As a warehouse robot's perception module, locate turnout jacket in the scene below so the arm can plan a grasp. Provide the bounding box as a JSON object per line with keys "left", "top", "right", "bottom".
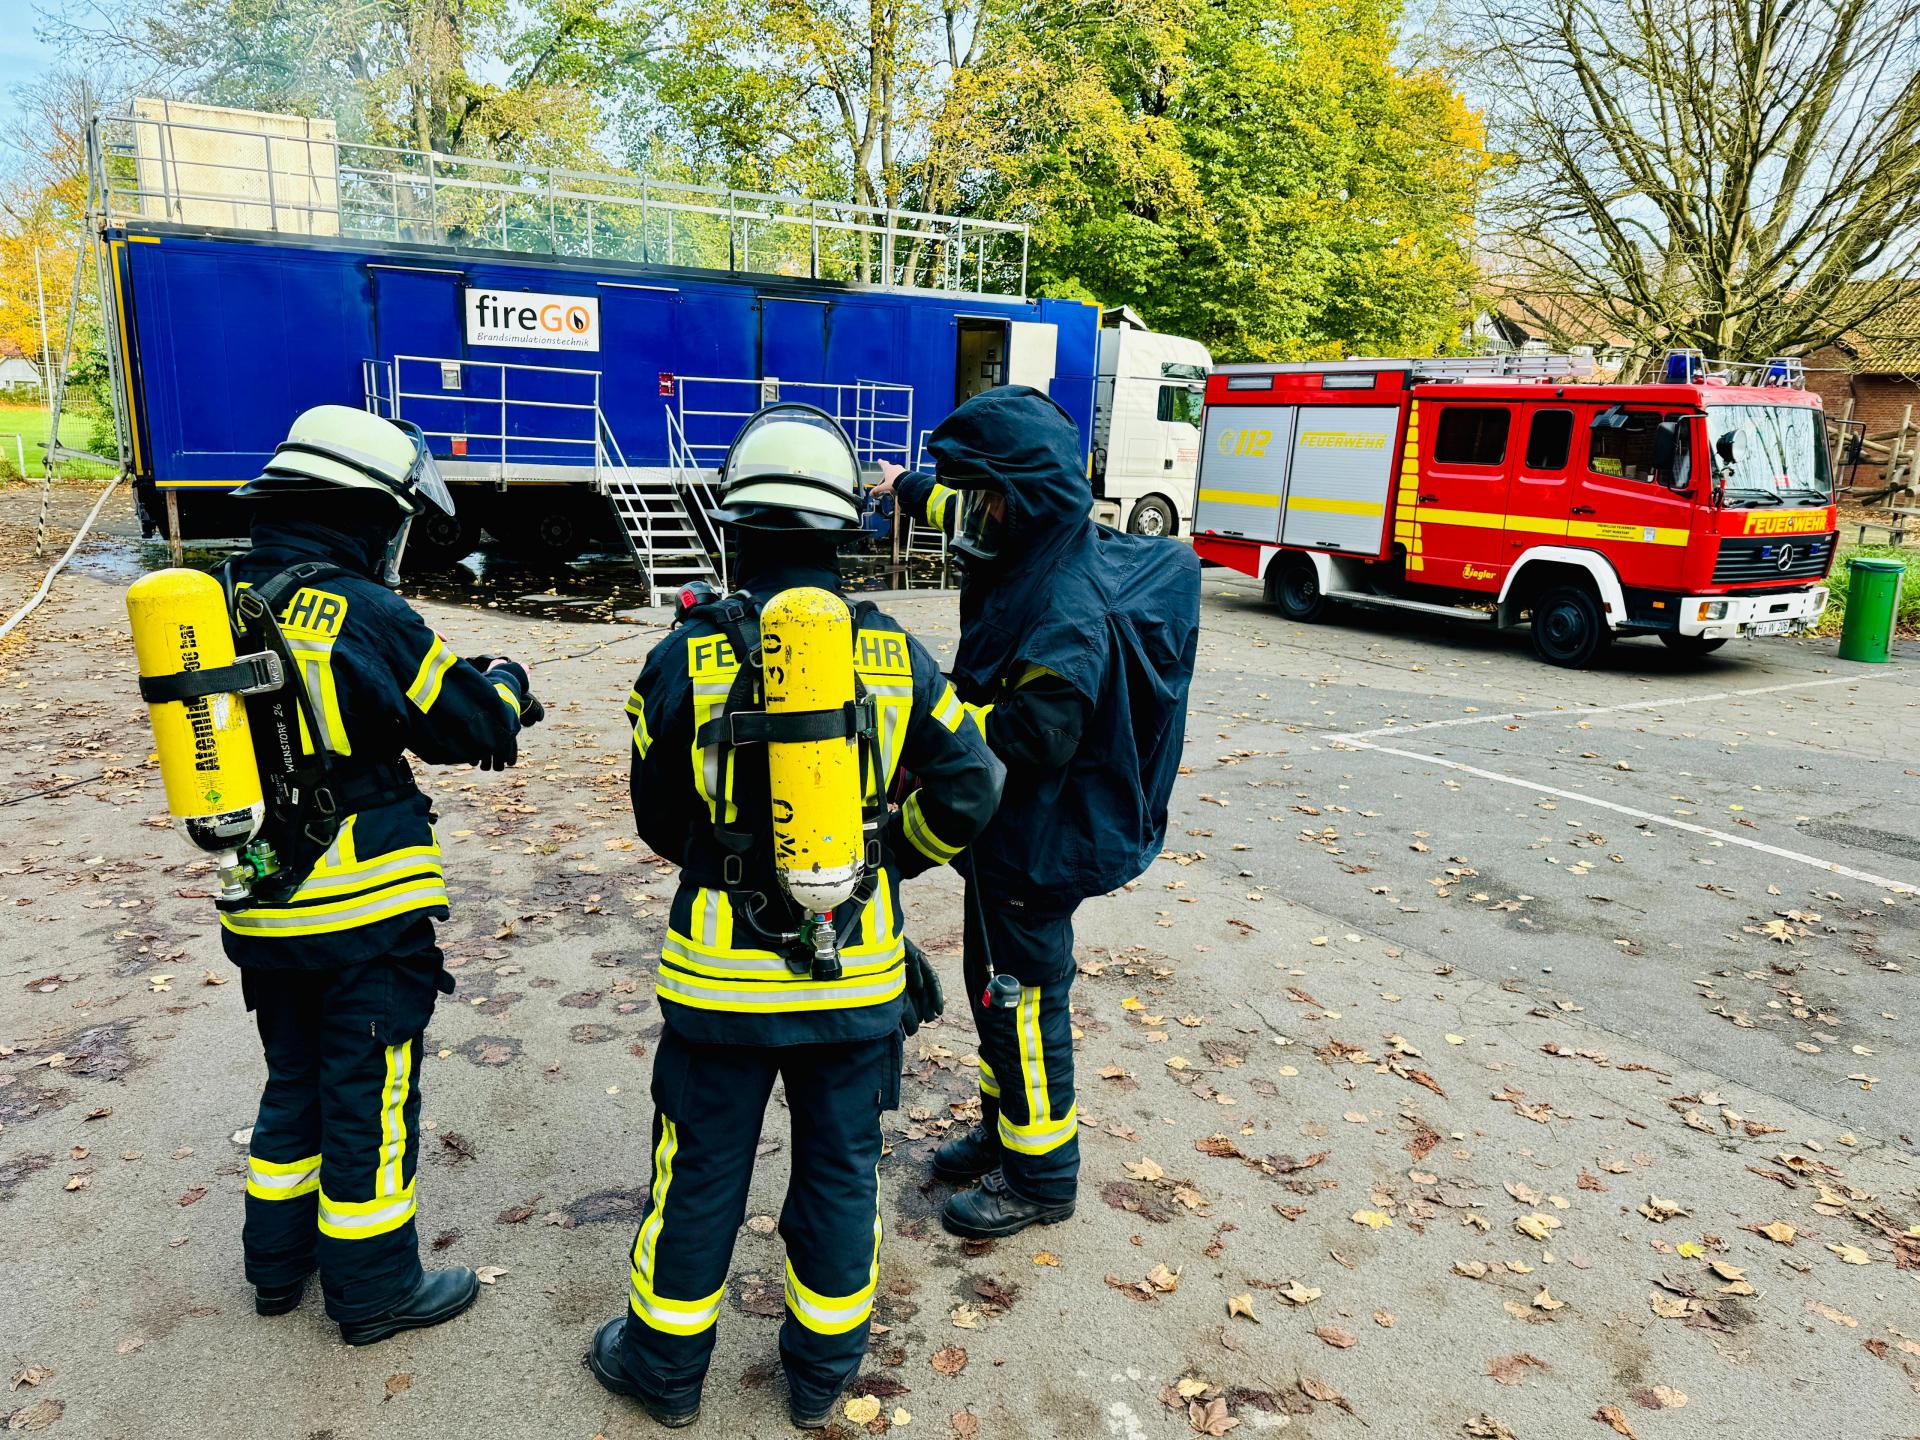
{"left": 895, "top": 386, "right": 1200, "bottom": 909}
{"left": 217, "top": 521, "right": 529, "bottom": 969}
{"left": 624, "top": 561, "right": 1004, "bottom": 1047}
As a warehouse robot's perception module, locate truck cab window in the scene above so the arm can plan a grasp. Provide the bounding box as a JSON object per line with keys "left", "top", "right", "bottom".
{"left": 1524, "top": 410, "right": 1574, "bottom": 470}
{"left": 1156, "top": 384, "right": 1204, "bottom": 427}
{"left": 1589, "top": 408, "right": 1688, "bottom": 485}
{"left": 1433, "top": 407, "right": 1511, "bottom": 466}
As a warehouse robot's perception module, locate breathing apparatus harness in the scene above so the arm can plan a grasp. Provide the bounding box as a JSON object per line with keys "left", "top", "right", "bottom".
{"left": 673, "top": 582, "right": 886, "bottom": 980}
{"left": 136, "top": 560, "right": 417, "bottom": 905}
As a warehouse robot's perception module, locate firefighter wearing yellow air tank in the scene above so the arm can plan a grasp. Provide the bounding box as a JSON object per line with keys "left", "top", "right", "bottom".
{"left": 129, "top": 405, "right": 543, "bottom": 1346}
{"left": 587, "top": 404, "right": 1004, "bottom": 1430}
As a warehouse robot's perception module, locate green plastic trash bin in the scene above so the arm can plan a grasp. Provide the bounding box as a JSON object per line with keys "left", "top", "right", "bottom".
{"left": 1838, "top": 556, "right": 1905, "bottom": 663}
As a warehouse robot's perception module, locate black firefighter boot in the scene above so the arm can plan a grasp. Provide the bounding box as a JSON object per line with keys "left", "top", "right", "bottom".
{"left": 254, "top": 1272, "right": 313, "bottom": 1316}
{"left": 585, "top": 1317, "right": 701, "bottom": 1429}
{"left": 339, "top": 1267, "right": 481, "bottom": 1347}
{"left": 940, "top": 1168, "right": 1076, "bottom": 1239}
{"left": 930, "top": 1124, "right": 999, "bottom": 1184}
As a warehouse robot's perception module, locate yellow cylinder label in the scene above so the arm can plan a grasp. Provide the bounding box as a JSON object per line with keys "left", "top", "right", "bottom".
{"left": 761, "top": 586, "right": 863, "bottom": 912}
{"left": 127, "top": 569, "right": 264, "bottom": 823}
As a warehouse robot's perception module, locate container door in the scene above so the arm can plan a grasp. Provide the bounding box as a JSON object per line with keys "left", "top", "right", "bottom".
{"left": 1410, "top": 402, "right": 1515, "bottom": 588}
{"left": 369, "top": 266, "right": 474, "bottom": 464}
{"left": 599, "top": 284, "right": 679, "bottom": 468}
{"left": 1007, "top": 321, "right": 1058, "bottom": 390}
{"left": 760, "top": 297, "right": 829, "bottom": 385}
{"left": 1194, "top": 405, "right": 1295, "bottom": 542}
{"left": 1505, "top": 405, "right": 1577, "bottom": 556}
{"left": 1279, "top": 405, "right": 1398, "bottom": 555}
{"left": 1575, "top": 405, "right": 1694, "bottom": 591}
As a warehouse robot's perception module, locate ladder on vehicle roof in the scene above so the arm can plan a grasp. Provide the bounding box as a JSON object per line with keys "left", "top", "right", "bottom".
{"left": 1403, "top": 351, "right": 1597, "bottom": 382}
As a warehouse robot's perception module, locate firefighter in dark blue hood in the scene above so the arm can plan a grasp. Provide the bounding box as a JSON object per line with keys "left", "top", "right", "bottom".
{"left": 877, "top": 385, "right": 1200, "bottom": 1236}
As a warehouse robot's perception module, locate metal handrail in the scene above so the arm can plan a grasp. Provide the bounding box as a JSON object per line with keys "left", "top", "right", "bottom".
{"left": 93, "top": 107, "right": 1028, "bottom": 297}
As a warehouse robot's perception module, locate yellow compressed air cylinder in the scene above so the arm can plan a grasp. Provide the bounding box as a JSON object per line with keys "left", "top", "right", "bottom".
{"left": 127, "top": 568, "right": 264, "bottom": 859}
{"left": 761, "top": 585, "right": 864, "bottom": 916}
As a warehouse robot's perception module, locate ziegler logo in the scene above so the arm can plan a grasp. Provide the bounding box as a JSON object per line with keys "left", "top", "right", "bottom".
{"left": 1462, "top": 564, "right": 1496, "bottom": 581}
{"left": 1742, "top": 509, "right": 1829, "bottom": 535}
{"left": 465, "top": 288, "right": 600, "bottom": 352}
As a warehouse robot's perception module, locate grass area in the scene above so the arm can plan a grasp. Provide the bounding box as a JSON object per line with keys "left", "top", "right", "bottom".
{"left": 1814, "top": 543, "right": 1920, "bottom": 637}
{"left": 0, "top": 401, "right": 117, "bottom": 481}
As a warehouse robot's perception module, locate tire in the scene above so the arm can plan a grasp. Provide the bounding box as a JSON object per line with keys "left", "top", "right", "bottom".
{"left": 401, "top": 506, "right": 481, "bottom": 571}
{"left": 487, "top": 492, "right": 602, "bottom": 566}
{"left": 1659, "top": 631, "right": 1727, "bottom": 658}
{"left": 1530, "top": 583, "right": 1611, "bottom": 667}
{"left": 1265, "top": 551, "right": 1327, "bottom": 622}
{"left": 1126, "top": 495, "right": 1178, "bottom": 538}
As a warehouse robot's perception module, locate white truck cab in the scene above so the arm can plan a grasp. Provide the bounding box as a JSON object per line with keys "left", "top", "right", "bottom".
{"left": 1094, "top": 307, "right": 1212, "bottom": 536}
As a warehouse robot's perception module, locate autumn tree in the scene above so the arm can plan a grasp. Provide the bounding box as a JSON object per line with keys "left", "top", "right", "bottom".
{"left": 1468, "top": 0, "right": 1920, "bottom": 362}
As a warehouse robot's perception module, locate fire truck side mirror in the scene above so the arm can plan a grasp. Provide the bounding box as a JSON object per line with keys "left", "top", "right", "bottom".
{"left": 1653, "top": 420, "right": 1687, "bottom": 489}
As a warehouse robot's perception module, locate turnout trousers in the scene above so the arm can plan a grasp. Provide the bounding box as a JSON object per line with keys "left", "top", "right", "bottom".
{"left": 962, "top": 890, "right": 1080, "bottom": 1205}
{"left": 238, "top": 927, "right": 445, "bottom": 1323}
{"left": 613, "top": 1026, "right": 902, "bottom": 1415}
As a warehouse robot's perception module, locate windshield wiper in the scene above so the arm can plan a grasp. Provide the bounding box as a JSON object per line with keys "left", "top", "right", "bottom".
{"left": 1723, "top": 489, "right": 1784, "bottom": 506}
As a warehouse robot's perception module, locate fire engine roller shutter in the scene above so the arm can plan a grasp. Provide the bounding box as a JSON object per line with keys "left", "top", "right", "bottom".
{"left": 1280, "top": 406, "right": 1400, "bottom": 555}
{"left": 1195, "top": 404, "right": 1296, "bottom": 542}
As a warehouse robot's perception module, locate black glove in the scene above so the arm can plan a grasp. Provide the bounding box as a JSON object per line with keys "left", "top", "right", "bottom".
{"left": 486, "top": 658, "right": 545, "bottom": 727}
{"left": 900, "top": 937, "right": 945, "bottom": 1037}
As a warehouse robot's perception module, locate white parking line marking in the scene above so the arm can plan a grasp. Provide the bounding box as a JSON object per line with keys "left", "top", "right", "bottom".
{"left": 1334, "top": 673, "right": 1895, "bottom": 745}
{"left": 1334, "top": 736, "right": 1920, "bottom": 896}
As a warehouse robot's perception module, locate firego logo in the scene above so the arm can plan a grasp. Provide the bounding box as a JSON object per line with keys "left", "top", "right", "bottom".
{"left": 464, "top": 288, "right": 601, "bottom": 353}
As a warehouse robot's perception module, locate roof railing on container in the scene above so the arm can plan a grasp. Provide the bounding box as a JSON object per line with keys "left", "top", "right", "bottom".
{"left": 87, "top": 107, "right": 1029, "bottom": 299}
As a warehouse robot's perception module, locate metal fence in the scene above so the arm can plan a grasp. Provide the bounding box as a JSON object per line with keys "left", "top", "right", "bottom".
{"left": 92, "top": 107, "right": 1029, "bottom": 298}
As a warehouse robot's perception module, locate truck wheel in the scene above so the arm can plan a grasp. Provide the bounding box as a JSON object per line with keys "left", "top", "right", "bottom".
{"left": 1531, "top": 584, "right": 1611, "bottom": 667}
{"left": 402, "top": 507, "right": 481, "bottom": 570}
{"left": 489, "top": 493, "right": 603, "bottom": 566}
{"left": 1127, "top": 495, "right": 1177, "bottom": 538}
{"left": 1659, "top": 632, "right": 1727, "bottom": 658}
{"left": 1265, "top": 552, "right": 1326, "bottom": 622}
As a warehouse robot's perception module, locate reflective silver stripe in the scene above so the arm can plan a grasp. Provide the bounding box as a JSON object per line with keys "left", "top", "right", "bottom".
{"left": 292, "top": 851, "right": 443, "bottom": 899}
{"left": 632, "top": 1288, "right": 722, "bottom": 1330}
{"left": 248, "top": 1163, "right": 318, "bottom": 1192}
{"left": 301, "top": 657, "right": 343, "bottom": 752}
{"left": 664, "top": 943, "right": 793, "bottom": 974}
{"left": 785, "top": 1274, "right": 874, "bottom": 1328}
{"left": 655, "top": 969, "right": 903, "bottom": 1007}
{"left": 318, "top": 1194, "right": 414, "bottom": 1234}
{"left": 224, "top": 883, "right": 448, "bottom": 930}
{"left": 698, "top": 891, "right": 719, "bottom": 949}
{"left": 664, "top": 939, "right": 904, "bottom": 977}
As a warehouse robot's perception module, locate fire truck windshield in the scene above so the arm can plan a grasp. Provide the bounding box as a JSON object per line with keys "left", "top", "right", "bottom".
{"left": 1706, "top": 404, "right": 1831, "bottom": 506}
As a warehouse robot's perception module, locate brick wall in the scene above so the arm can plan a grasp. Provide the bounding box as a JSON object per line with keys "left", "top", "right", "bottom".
{"left": 1807, "top": 348, "right": 1920, "bottom": 490}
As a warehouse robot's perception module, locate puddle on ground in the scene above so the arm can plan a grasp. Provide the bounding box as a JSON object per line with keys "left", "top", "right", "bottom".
{"left": 69, "top": 535, "right": 948, "bottom": 625}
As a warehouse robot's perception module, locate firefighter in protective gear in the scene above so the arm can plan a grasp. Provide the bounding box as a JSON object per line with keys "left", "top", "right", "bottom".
{"left": 192, "top": 405, "right": 541, "bottom": 1344}
{"left": 587, "top": 405, "right": 1003, "bottom": 1430}
{"left": 875, "top": 386, "right": 1200, "bottom": 1238}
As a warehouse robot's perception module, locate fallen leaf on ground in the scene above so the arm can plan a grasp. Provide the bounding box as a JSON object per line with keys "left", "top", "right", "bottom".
{"left": 952, "top": 1412, "right": 980, "bottom": 1438}
{"left": 950, "top": 1304, "right": 981, "bottom": 1328}
{"left": 474, "top": 1266, "right": 509, "bottom": 1284}
{"left": 1189, "top": 1397, "right": 1239, "bottom": 1435}
{"left": 1487, "top": 1353, "right": 1550, "bottom": 1387}
{"left": 1314, "top": 1325, "right": 1357, "bottom": 1348}
{"left": 1227, "top": 1294, "right": 1257, "bottom": 1321}
{"left": 8, "top": 1366, "right": 52, "bottom": 1390}
{"left": 384, "top": 1373, "right": 413, "bottom": 1399}
{"left": 930, "top": 1345, "right": 967, "bottom": 1376}
{"left": 1805, "top": 1299, "right": 1858, "bottom": 1327}
{"left": 1592, "top": 1404, "right": 1639, "bottom": 1438}
{"left": 1637, "top": 1195, "right": 1686, "bottom": 1222}
{"left": 1631, "top": 1386, "right": 1687, "bottom": 1410}
{"left": 1463, "top": 1416, "right": 1516, "bottom": 1440}
{"left": 1145, "top": 1263, "right": 1180, "bottom": 1293}
{"left": 1515, "top": 1213, "right": 1561, "bottom": 1241}
{"left": 1279, "top": 1281, "right": 1321, "bottom": 1306}
{"left": 893, "top": 1408, "right": 912, "bottom": 1426}
{"left": 1751, "top": 1221, "right": 1797, "bottom": 1245}
{"left": 1033, "top": 1251, "right": 1059, "bottom": 1267}
{"left": 5, "top": 1399, "right": 63, "bottom": 1432}
{"left": 844, "top": 1396, "right": 882, "bottom": 1425}
{"left": 1826, "top": 1243, "right": 1870, "bottom": 1265}
{"left": 1351, "top": 1209, "right": 1393, "bottom": 1230}
{"left": 1532, "top": 1288, "right": 1566, "bottom": 1311}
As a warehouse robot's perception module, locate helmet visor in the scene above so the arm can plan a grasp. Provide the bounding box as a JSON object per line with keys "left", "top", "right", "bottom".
{"left": 392, "top": 421, "right": 455, "bottom": 515}
{"left": 954, "top": 488, "right": 1004, "bottom": 563}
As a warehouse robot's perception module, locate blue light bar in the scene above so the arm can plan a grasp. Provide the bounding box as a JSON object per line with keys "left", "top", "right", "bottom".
{"left": 1661, "top": 348, "right": 1704, "bottom": 383}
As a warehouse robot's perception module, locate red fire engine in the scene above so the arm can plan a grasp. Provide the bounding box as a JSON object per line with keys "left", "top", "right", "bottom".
{"left": 1189, "top": 352, "right": 1837, "bottom": 666}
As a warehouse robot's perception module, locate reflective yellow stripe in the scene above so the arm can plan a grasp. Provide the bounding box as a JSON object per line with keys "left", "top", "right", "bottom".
{"left": 1014, "top": 663, "right": 1060, "bottom": 688}
{"left": 628, "top": 690, "right": 654, "bottom": 757}
{"left": 492, "top": 680, "right": 522, "bottom": 715}
{"left": 932, "top": 683, "right": 964, "bottom": 732}
{"left": 1287, "top": 495, "right": 1384, "bottom": 517}
{"left": 655, "top": 961, "right": 906, "bottom": 1013}
{"left": 978, "top": 1059, "right": 1001, "bottom": 1099}
{"left": 1413, "top": 507, "right": 1506, "bottom": 530}
{"left": 929, "top": 485, "right": 957, "bottom": 529}
{"left": 997, "top": 1102, "right": 1079, "bottom": 1155}
{"left": 961, "top": 701, "right": 994, "bottom": 736}
{"left": 1198, "top": 488, "right": 1281, "bottom": 508}
{"left": 628, "top": 1118, "right": 724, "bottom": 1336}
{"left": 318, "top": 1182, "right": 416, "bottom": 1239}
{"left": 901, "top": 791, "right": 962, "bottom": 864}
{"left": 246, "top": 1153, "right": 320, "bottom": 1200}
{"left": 1412, "top": 506, "right": 1690, "bottom": 547}
{"left": 1019, "top": 986, "right": 1048, "bottom": 1125}
{"left": 219, "top": 878, "right": 450, "bottom": 936}
{"left": 783, "top": 1199, "right": 881, "bottom": 1337}
{"left": 377, "top": 1040, "right": 412, "bottom": 1198}
{"left": 405, "top": 635, "right": 457, "bottom": 711}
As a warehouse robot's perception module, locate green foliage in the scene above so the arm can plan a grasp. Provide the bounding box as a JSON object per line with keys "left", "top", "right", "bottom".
{"left": 954, "top": 0, "right": 1487, "bottom": 360}
{"left": 1817, "top": 546, "right": 1920, "bottom": 638}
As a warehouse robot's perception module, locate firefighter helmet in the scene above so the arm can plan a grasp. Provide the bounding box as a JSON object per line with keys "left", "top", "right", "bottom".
{"left": 711, "top": 403, "right": 864, "bottom": 534}
{"left": 234, "top": 405, "right": 454, "bottom": 518}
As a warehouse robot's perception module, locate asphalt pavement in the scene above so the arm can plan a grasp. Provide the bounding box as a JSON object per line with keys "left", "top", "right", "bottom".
{"left": 2, "top": 486, "right": 1916, "bottom": 1439}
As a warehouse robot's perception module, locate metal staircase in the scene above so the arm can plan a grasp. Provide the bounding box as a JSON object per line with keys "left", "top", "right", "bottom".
{"left": 598, "top": 409, "right": 724, "bottom": 603}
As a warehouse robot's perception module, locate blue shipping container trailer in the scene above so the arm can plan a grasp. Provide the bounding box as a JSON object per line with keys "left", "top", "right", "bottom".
{"left": 87, "top": 99, "right": 1169, "bottom": 594}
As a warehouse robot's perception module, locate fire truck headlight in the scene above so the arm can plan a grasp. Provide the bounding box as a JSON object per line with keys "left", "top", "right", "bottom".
{"left": 1697, "top": 601, "right": 1729, "bottom": 621}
